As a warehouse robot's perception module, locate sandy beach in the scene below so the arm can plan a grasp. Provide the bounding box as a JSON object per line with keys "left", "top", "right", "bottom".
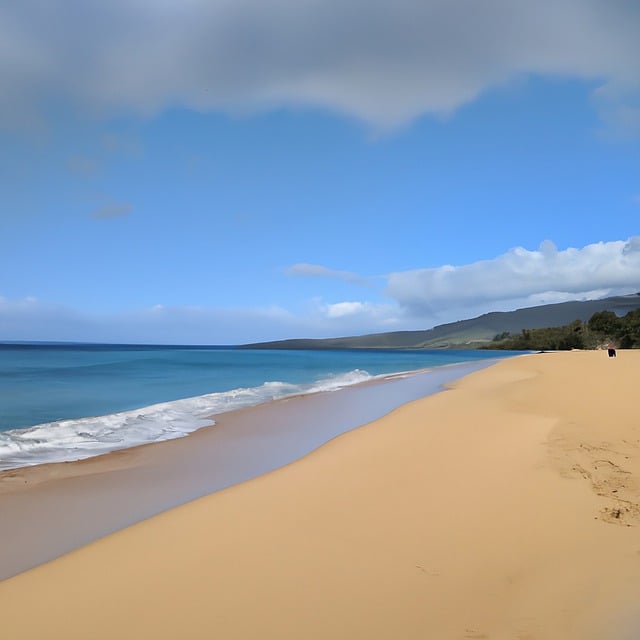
{"left": 1, "top": 350, "right": 639, "bottom": 639}
{"left": 0, "top": 360, "right": 490, "bottom": 580}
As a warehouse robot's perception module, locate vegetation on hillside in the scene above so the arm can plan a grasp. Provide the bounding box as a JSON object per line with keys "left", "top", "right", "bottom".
{"left": 483, "top": 309, "right": 640, "bottom": 351}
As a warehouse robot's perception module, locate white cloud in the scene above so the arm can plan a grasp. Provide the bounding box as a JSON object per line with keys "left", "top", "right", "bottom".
{"left": 0, "top": 295, "right": 386, "bottom": 344}
{"left": 1, "top": 1, "right": 639, "bottom": 130}
{"left": 308, "top": 299, "right": 403, "bottom": 334}
{"left": 386, "top": 237, "right": 640, "bottom": 317}
{"left": 0, "top": 294, "right": 405, "bottom": 344}
{"left": 0, "top": 297, "right": 95, "bottom": 341}
{"left": 325, "top": 301, "right": 368, "bottom": 318}
{"left": 286, "top": 263, "right": 370, "bottom": 285}
{"left": 322, "top": 301, "right": 391, "bottom": 320}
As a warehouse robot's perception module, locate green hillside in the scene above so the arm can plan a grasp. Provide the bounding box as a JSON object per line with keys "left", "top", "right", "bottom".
{"left": 242, "top": 293, "right": 640, "bottom": 350}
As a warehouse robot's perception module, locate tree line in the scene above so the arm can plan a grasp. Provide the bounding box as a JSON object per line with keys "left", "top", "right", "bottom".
{"left": 482, "top": 309, "right": 640, "bottom": 351}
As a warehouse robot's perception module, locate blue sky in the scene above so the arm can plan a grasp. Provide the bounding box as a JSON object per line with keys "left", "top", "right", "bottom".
{"left": 1, "top": 1, "right": 639, "bottom": 344}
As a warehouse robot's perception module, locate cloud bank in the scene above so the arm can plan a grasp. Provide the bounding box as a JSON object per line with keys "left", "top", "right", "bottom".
{"left": 2, "top": 1, "right": 639, "bottom": 129}
{"left": 0, "top": 298, "right": 302, "bottom": 345}
{"left": 3, "top": 238, "right": 638, "bottom": 343}
{"left": 387, "top": 237, "right": 640, "bottom": 317}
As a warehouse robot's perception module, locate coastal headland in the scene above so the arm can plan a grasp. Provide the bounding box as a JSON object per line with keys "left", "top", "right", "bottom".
{"left": 1, "top": 351, "right": 639, "bottom": 639}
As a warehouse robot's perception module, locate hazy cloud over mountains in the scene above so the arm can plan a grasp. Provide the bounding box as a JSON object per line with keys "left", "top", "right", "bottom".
{"left": 386, "top": 237, "right": 640, "bottom": 317}
{"left": 3, "top": 238, "right": 638, "bottom": 343}
{"left": 2, "top": 0, "right": 639, "bottom": 130}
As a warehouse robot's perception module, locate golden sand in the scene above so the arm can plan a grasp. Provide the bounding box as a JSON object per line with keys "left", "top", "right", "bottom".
{"left": 1, "top": 351, "right": 639, "bottom": 639}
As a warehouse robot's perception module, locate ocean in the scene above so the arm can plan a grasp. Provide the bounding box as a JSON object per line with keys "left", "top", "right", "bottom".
{"left": 0, "top": 343, "right": 515, "bottom": 471}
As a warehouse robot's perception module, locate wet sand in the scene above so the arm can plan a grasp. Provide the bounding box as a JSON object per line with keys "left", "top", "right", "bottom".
{"left": 0, "top": 359, "right": 493, "bottom": 580}
{"left": 1, "top": 351, "right": 639, "bottom": 639}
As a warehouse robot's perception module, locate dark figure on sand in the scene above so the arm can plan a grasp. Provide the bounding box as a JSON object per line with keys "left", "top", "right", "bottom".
{"left": 608, "top": 344, "right": 617, "bottom": 358}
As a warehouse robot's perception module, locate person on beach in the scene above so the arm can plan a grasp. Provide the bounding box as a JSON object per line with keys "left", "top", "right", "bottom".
{"left": 607, "top": 343, "right": 617, "bottom": 357}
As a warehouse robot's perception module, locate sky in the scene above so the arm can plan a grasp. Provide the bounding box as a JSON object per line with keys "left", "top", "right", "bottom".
{"left": 1, "top": 0, "right": 639, "bottom": 345}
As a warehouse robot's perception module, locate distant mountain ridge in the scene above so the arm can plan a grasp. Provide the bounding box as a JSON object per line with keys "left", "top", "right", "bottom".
{"left": 242, "top": 293, "right": 640, "bottom": 350}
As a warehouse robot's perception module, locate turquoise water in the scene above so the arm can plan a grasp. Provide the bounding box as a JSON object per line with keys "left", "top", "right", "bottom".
{"left": 0, "top": 343, "right": 515, "bottom": 469}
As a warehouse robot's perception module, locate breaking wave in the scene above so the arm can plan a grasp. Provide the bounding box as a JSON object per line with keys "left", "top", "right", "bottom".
{"left": 0, "top": 369, "right": 374, "bottom": 470}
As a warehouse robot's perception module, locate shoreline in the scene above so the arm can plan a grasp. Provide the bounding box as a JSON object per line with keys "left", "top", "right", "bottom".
{"left": 2, "top": 351, "right": 638, "bottom": 638}
{"left": 0, "top": 358, "right": 499, "bottom": 580}
{"left": 1, "top": 347, "right": 511, "bottom": 472}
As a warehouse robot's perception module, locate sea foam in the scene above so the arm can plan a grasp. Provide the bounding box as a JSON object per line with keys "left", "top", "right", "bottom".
{"left": 0, "top": 369, "right": 374, "bottom": 471}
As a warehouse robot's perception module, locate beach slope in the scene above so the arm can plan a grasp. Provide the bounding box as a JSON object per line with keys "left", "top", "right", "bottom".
{"left": 1, "top": 351, "right": 639, "bottom": 639}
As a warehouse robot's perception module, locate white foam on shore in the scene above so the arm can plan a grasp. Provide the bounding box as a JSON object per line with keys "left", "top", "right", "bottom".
{"left": 0, "top": 369, "right": 374, "bottom": 471}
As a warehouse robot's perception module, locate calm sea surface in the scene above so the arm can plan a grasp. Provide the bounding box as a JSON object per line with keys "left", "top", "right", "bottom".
{"left": 0, "top": 343, "right": 516, "bottom": 469}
